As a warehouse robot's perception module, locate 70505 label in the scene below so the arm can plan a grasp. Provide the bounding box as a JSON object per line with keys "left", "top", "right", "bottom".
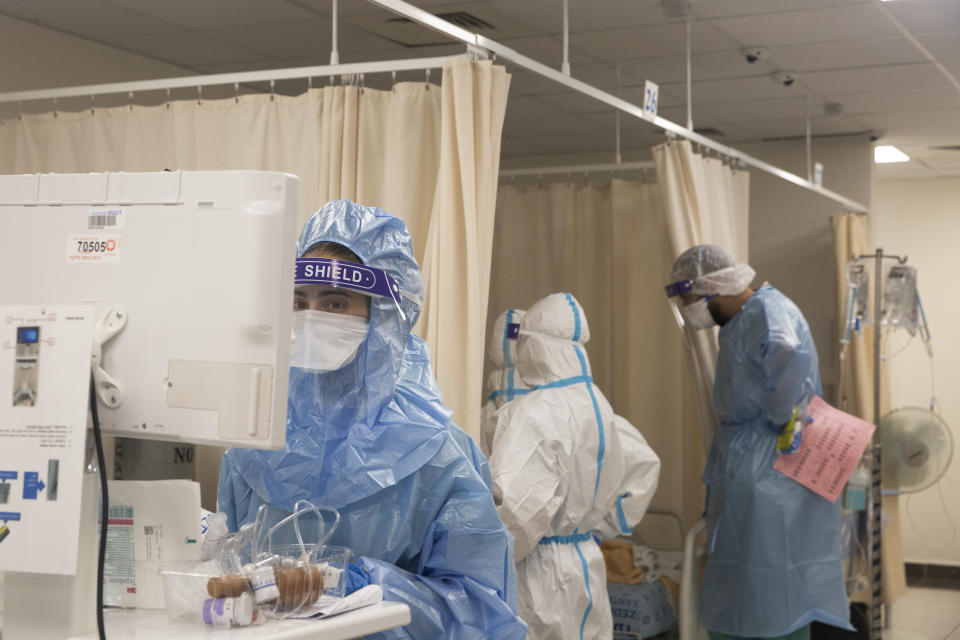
{"left": 66, "top": 233, "right": 122, "bottom": 263}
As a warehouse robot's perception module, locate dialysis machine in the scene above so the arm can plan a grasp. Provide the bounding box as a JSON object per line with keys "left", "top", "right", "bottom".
{"left": 0, "top": 170, "right": 299, "bottom": 638}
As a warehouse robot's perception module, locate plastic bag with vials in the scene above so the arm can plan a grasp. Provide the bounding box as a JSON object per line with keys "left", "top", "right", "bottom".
{"left": 163, "top": 501, "right": 353, "bottom": 628}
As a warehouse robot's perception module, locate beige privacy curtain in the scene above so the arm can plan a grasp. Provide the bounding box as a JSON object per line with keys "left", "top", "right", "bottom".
{"left": 416, "top": 60, "right": 511, "bottom": 441}
{"left": 0, "top": 57, "right": 510, "bottom": 504}
{"left": 832, "top": 212, "right": 907, "bottom": 605}
{"left": 652, "top": 140, "right": 751, "bottom": 451}
{"left": 489, "top": 180, "right": 707, "bottom": 530}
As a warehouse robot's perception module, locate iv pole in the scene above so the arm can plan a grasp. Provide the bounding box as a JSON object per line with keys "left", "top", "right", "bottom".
{"left": 854, "top": 247, "right": 909, "bottom": 640}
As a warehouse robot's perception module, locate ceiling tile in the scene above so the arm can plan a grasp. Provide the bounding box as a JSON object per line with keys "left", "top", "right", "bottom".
{"left": 498, "top": 35, "right": 597, "bottom": 67}
{"left": 837, "top": 86, "right": 960, "bottom": 115}
{"left": 342, "top": 2, "right": 541, "bottom": 47}
{"left": 506, "top": 67, "right": 571, "bottom": 96}
{"left": 200, "top": 19, "right": 397, "bottom": 59}
{"left": 729, "top": 114, "right": 867, "bottom": 140}
{"left": 693, "top": 0, "right": 866, "bottom": 19}
{"left": 874, "top": 163, "right": 941, "bottom": 179}
{"left": 660, "top": 74, "right": 806, "bottom": 105}
{"left": 505, "top": 95, "right": 570, "bottom": 119}
{"left": 294, "top": 0, "right": 472, "bottom": 18}
{"left": 916, "top": 31, "right": 960, "bottom": 61}
{"left": 882, "top": 0, "right": 960, "bottom": 35}
{"left": 802, "top": 63, "right": 948, "bottom": 96}
{"left": 709, "top": 4, "right": 898, "bottom": 47}
{"left": 572, "top": 21, "right": 738, "bottom": 62}
{"left": 108, "top": 0, "right": 317, "bottom": 29}
{"left": 108, "top": 30, "right": 269, "bottom": 67}
{"left": 201, "top": 20, "right": 332, "bottom": 60}
{"left": 771, "top": 37, "right": 925, "bottom": 72}
{"left": 0, "top": 0, "right": 167, "bottom": 38}
{"left": 856, "top": 108, "right": 960, "bottom": 143}
{"left": 699, "top": 96, "right": 810, "bottom": 124}
{"left": 525, "top": 90, "right": 617, "bottom": 115}
{"left": 611, "top": 51, "right": 777, "bottom": 87}
{"left": 489, "top": 0, "right": 672, "bottom": 33}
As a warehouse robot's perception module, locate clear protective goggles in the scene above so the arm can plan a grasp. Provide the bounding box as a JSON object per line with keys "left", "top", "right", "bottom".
{"left": 294, "top": 257, "right": 418, "bottom": 321}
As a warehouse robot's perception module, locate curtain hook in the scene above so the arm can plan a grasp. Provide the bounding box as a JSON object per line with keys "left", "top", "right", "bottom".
{"left": 269, "top": 79, "right": 275, "bottom": 101}
{"left": 197, "top": 85, "right": 203, "bottom": 106}
{"left": 17, "top": 100, "right": 22, "bottom": 120}
{"left": 425, "top": 68, "right": 431, "bottom": 89}
{"left": 307, "top": 76, "right": 313, "bottom": 91}
{"left": 128, "top": 91, "right": 134, "bottom": 112}
{"left": 53, "top": 97, "right": 58, "bottom": 118}
{"left": 234, "top": 82, "right": 240, "bottom": 103}
{"left": 391, "top": 70, "right": 397, "bottom": 91}
{"left": 165, "top": 88, "right": 171, "bottom": 110}
{"left": 90, "top": 94, "right": 95, "bottom": 115}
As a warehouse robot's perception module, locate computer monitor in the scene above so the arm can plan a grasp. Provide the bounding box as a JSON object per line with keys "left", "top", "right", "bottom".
{"left": 0, "top": 171, "right": 298, "bottom": 449}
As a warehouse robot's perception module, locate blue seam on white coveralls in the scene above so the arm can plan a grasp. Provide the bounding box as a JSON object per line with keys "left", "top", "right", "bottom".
{"left": 487, "top": 388, "right": 533, "bottom": 402}
{"left": 504, "top": 309, "right": 517, "bottom": 401}
{"left": 573, "top": 532, "right": 594, "bottom": 640}
{"left": 560, "top": 293, "right": 605, "bottom": 496}
{"left": 563, "top": 293, "right": 582, "bottom": 342}
{"left": 538, "top": 531, "right": 593, "bottom": 545}
{"left": 573, "top": 344, "right": 605, "bottom": 498}
{"left": 616, "top": 494, "right": 630, "bottom": 534}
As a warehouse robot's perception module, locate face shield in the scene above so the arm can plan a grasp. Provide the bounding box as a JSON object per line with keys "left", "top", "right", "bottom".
{"left": 665, "top": 263, "right": 757, "bottom": 332}
{"left": 291, "top": 257, "right": 408, "bottom": 372}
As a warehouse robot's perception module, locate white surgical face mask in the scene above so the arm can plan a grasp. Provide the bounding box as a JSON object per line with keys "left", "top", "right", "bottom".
{"left": 681, "top": 298, "right": 717, "bottom": 331}
{"left": 290, "top": 310, "right": 369, "bottom": 372}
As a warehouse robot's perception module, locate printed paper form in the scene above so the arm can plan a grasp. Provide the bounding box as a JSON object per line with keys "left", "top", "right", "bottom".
{"left": 773, "top": 395, "right": 875, "bottom": 502}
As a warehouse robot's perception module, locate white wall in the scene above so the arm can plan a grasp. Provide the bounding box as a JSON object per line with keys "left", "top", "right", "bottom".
{"left": 0, "top": 14, "right": 188, "bottom": 118}
{"left": 741, "top": 137, "right": 875, "bottom": 402}
{"left": 873, "top": 177, "right": 960, "bottom": 566}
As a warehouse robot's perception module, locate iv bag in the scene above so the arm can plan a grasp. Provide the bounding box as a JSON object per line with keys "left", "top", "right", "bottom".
{"left": 881, "top": 264, "right": 919, "bottom": 335}
{"left": 844, "top": 260, "right": 871, "bottom": 326}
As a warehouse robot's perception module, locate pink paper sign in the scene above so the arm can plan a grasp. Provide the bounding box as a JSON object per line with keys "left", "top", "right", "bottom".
{"left": 773, "top": 395, "right": 876, "bottom": 502}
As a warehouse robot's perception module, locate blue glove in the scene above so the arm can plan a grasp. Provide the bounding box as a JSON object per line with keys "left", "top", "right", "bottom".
{"left": 344, "top": 562, "right": 371, "bottom": 595}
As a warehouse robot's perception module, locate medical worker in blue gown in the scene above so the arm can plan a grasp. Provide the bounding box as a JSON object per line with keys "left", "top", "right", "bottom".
{"left": 218, "top": 200, "right": 526, "bottom": 640}
{"left": 664, "top": 245, "right": 852, "bottom": 640}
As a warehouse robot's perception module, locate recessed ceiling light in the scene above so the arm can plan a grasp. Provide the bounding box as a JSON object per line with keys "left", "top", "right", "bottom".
{"left": 875, "top": 145, "right": 910, "bottom": 163}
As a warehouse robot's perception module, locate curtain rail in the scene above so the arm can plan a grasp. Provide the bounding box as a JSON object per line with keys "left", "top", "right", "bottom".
{"left": 500, "top": 161, "right": 655, "bottom": 177}
{"left": 0, "top": 56, "right": 454, "bottom": 105}
{"left": 366, "top": 0, "right": 869, "bottom": 214}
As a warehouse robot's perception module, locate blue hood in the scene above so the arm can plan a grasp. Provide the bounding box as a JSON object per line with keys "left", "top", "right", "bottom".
{"left": 221, "top": 200, "right": 446, "bottom": 511}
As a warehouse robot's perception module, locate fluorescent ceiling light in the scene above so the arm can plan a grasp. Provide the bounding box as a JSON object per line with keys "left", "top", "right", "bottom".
{"left": 874, "top": 145, "right": 910, "bottom": 163}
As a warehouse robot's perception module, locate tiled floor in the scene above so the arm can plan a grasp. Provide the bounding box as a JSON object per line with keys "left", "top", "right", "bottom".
{"left": 888, "top": 587, "right": 960, "bottom": 640}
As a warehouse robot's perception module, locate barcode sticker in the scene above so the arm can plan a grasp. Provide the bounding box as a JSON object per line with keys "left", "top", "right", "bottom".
{"left": 109, "top": 505, "right": 134, "bottom": 520}
{"left": 88, "top": 207, "right": 124, "bottom": 229}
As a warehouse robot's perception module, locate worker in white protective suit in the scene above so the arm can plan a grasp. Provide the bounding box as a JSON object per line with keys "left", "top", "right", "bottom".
{"left": 480, "top": 308, "right": 530, "bottom": 456}
{"left": 489, "top": 292, "right": 661, "bottom": 640}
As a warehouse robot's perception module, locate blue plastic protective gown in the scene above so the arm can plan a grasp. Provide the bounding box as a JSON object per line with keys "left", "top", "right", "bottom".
{"left": 701, "top": 285, "right": 852, "bottom": 638}
{"left": 218, "top": 200, "right": 525, "bottom": 640}
{"left": 399, "top": 331, "right": 493, "bottom": 492}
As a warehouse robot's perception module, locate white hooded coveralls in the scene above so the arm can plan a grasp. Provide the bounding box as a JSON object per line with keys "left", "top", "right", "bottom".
{"left": 489, "top": 293, "right": 660, "bottom": 640}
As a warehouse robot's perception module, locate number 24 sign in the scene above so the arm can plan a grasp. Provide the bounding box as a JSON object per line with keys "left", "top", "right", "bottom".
{"left": 643, "top": 80, "right": 659, "bottom": 121}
